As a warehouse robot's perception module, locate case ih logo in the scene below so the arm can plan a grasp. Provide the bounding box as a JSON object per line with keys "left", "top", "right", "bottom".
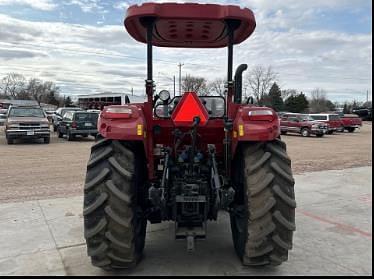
{"left": 171, "top": 92, "right": 209, "bottom": 126}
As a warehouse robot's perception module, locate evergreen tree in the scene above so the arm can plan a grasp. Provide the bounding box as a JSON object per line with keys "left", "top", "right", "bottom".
{"left": 343, "top": 103, "right": 350, "bottom": 114}
{"left": 285, "top": 92, "right": 309, "bottom": 113}
{"left": 268, "top": 82, "right": 284, "bottom": 111}
{"left": 64, "top": 96, "right": 73, "bottom": 107}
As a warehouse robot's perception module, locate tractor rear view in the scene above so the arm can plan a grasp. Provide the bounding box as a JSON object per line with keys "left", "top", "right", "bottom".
{"left": 83, "top": 2, "right": 296, "bottom": 270}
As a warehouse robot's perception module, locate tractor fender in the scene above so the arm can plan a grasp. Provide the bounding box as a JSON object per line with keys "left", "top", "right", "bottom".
{"left": 98, "top": 104, "right": 147, "bottom": 142}
{"left": 231, "top": 106, "right": 280, "bottom": 154}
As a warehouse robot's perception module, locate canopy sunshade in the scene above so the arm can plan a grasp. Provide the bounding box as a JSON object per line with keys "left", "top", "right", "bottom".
{"left": 124, "top": 3, "right": 256, "bottom": 48}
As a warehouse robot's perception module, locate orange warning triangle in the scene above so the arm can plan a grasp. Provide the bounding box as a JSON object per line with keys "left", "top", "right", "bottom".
{"left": 171, "top": 92, "right": 209, "bottom": 126}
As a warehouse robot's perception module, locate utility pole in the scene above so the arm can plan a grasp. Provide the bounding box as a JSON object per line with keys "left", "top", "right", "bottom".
{"left": 173, "top": 75, "right": 176, "bottom": 98}
{"left": 178, "top": 62, "right": 184, "bottom": 96}
{"left": 367, "top": 90, "right": 369, "bottom": 103}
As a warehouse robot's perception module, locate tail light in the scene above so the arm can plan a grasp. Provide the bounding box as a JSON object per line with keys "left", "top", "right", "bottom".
{"left": 248, "top": 109, "right": 275, "bottom": 121}
{"left": 71, "top": 121, "right": 77, "bottom": 128}
{"left": 102, "top": 106, "right": 132, "bottom": 119}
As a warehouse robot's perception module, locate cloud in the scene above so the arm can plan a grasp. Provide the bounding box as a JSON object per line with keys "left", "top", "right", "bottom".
{"left": 0, "top": 0, "right": 56, "bottom": 11}
{"left": 113, "top": 1, "right": 129, "bottom": 11}
{"left": 0, "top": 48, "right": 47, "bottom": 60}
{"left": 0, "top": 0, "right": 372, "bottom": 102}
{"left": 63, "top": 0, "right": 105, "bottom": 13}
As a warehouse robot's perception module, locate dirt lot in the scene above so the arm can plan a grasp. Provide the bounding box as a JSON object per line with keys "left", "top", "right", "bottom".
{"left": 0, "top": 123, "right": 371, "bottom": 203}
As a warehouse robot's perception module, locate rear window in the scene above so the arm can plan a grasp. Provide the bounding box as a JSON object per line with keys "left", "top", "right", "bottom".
{"left": 74, "top": 113, "right": 99, "bottom": 121}
{"left": 61, "top": 108, "right": 82, "bottom": 117}
{"left": 329, "top": 114, "right": 340, "bottom": 120}
{"left": 310, "top": 115, "right": 327, "bottom": 121}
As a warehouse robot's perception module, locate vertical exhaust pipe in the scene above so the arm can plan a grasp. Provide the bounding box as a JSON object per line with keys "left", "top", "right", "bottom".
{"left": 234, "top": 64, "right": 248, "bottom": 104}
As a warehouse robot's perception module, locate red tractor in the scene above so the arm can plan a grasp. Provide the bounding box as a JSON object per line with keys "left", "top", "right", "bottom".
{"left": 83, "top": 2, "right": 296, "bottom": 270}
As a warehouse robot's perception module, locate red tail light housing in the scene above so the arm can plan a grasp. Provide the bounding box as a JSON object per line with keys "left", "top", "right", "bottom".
{"left": 245, "top": 109, "right": 277, "bottom": 122}
{"left": 71, "top": 121, "right": 77, "bottom": 128}
{"left": 101, "top": 106, "right": 133, "bottom": 119}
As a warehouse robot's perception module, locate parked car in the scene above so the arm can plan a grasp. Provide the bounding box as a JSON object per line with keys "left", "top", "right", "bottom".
{"left": 57, "top": 111, "right": 99, "bottom": 141}
{"left": 0, "top": 108, "right": 7, "bottom": 126}
{"left": 308, "top": 113, "right": 343, "bottom": 134}
{"left": 340, "top": 114, "right": 363, "bottom": 133}
{"left": 5, "top": 105, "right": 50, "bottom": 144}
{"left": 86, "top": 109, "right": 101, "bottom": 113}
{"left": 52, "top": 107, "right": 83, "bottom": 131}
{"left": 280, "top": 113, "right": 328, "bottom": 137}
{"left": 353, "top": 108, "right": 372, "bottom": 121}
{"left": 44, "top": 110, "right": 55, "bottom": 123}
{"left": 0, "top": 113, "right": 6, "bottom": 126}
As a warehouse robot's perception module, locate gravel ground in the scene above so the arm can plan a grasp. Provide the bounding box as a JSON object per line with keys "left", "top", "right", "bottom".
{"left": 0, "top": 122, "right": 371, "bottom": 203}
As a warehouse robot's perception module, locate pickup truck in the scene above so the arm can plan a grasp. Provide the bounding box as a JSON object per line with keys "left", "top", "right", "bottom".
{"left": 280, "top": 113, "right": 328, "bottom": 137}
{"left": 340, "top": 114, "right": 362, "bottom": 133}
{"left": 5, "top": 105, "right": 50, "bottom": 144}
{"left": 309, "top": 113, "right": 343, "bottom": 134}
{"left": 353, "top": 108, "right": 372, "bottom": 121}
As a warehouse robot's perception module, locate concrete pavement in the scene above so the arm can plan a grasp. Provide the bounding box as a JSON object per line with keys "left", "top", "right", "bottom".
{"left": 0, "top": 167, "right": 372, "bottom": 275}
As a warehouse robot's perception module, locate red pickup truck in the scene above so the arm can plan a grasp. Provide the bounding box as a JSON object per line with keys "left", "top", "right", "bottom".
{"left": 309, "top": 113, "right": 343, "bottom": 134}
{"left": 280, "top": 113, "right": 328, "bottom": 137}
{"left": 340, "top": 114, "right": 362, "bottom": 133}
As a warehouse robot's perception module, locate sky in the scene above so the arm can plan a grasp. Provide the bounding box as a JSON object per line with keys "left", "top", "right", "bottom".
{"left": 0, "top": 0, "right": 372, "bottom": 103}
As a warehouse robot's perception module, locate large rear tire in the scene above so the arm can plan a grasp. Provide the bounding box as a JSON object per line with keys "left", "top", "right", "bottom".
{"left": 83, "top": 136, "right": 147, "bottom": 270}
{"left": 230, "top": 139, "right": 296, "bottom": 266}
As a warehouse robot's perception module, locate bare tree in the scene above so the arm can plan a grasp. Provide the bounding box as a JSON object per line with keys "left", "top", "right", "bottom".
{"left": 182, "top": 75, "right": 209, "bottom": 95}
{"left": 26, "top": 79, "right": 61, "bottom": 104}
{"left": 309, "top": 88, "right": 335, "bottom": 113}
{"left": 281, "top": 89, "right": 297, "bottom": 101}
{"left": 0, "top": 73, "right": 26, "bottom": 98}
{"left": 27, "top": 78, "right": 44, "bottom": 104}
{"left": 245, "top": 65, "right": 278, "bottom": 104}
{"left": 0, "top": 72, "right": 62, "bottom": 104}
{"left": 208, "top": 78, "right": 226, "bottom": 97}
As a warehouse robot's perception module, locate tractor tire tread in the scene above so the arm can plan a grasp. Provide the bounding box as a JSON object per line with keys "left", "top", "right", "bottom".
{"left": 231, "top": 139, "right": 296, "bottom": 267}
{"left": 84, "top": 139, "right": 146, "bottom": 270}
{"left": 83, "top": 193, "right": 108, "bottom": 216}
{"left": 84, "top": 168, "right": 111, "bottom": 191}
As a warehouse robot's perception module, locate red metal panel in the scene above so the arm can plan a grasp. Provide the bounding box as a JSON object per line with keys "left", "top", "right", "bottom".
{"left": 124, "top": 2, "right": 256, "bottom": 48}
{"left": 231, "top": 106, "right": 280, "bottom": 155}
